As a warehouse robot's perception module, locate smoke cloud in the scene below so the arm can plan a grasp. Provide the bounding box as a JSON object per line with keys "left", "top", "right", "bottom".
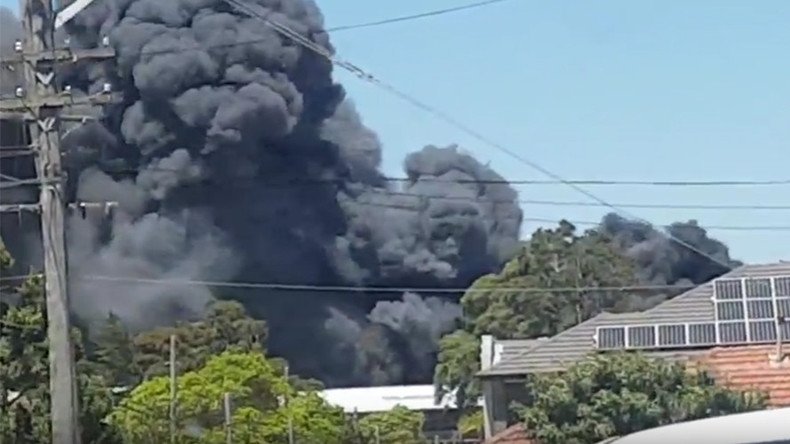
{"left": 0, "top": 0, "right": 522, "bottom": 385}
{"left": 0, "top": 1, "right": 741, "bottom": 387}
{"left": 600, "top": 213, "right": 741, "bottom": 308}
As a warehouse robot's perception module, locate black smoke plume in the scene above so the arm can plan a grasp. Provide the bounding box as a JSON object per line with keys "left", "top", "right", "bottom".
{"left": 600, "top": 212, "right": 741, "bottom": 309}
{"left": 0, "top": 1, "right": 742, "bottom": 387}
{"left": 2, "top": 0, "right": 521, "bottom": 386}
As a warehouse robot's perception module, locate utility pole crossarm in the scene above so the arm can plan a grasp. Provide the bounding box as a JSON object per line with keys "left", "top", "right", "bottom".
{"left": 0, "top": 92, "right": 120, "bottom": 114}
{"left": 1, "top": 46, "right": 115, "bottom": 66}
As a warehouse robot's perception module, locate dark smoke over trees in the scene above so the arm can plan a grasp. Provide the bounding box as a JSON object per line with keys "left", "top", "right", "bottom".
{"left": 2, "top": 0, "right": 521, "bottom": 387}
{"left": 0, "top": 0, "right": 740, "bottom": 387}
{"left": 600, "top": 213, "right": 741, "bottom": 289}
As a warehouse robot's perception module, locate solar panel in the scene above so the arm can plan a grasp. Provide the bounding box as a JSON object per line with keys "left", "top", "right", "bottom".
{"left": 746, "top": 300, "right": 774, "bottom": 319}
{"left": 596, "top": 327, "right": 625, "bottom": 349}
{"left": 719, "top": 322, "right": 747, "bottom": 344}
{"left": 749, "top": 320, "right": 777, "bottom": 343}
{"left": 658, "top": 324, "right": 687, "bottom": 346}
{"left": 745, "top": 278, "right": 772, "bottom": 298}
{"left": 714, "top": 279, "right": 743, "bottom": 300}
{"left": 689, "top": 323, "right": 717, "bottom": 345}
{"left": 592, "top": 275, "right": 790, "bottom": 352}
{"left": 779, "top": 298, "right": 790, "bottom": 318}
{"left": 775, "top": 277, "right": 790, "bottom": 297}
{"left": 628, "top": 326, "right": 656, "bottom": 348}
{"left": 716, "top": 301, "right": 744, "bottom": 320}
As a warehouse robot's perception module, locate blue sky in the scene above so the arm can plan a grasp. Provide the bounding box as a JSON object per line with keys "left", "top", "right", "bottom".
{"left": 3, "top": 0, "right": 789, "bottom": 263}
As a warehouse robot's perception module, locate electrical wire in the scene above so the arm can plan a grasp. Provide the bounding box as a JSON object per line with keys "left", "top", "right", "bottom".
{"left": 359, "top": 188, "right": 790, "bottom": 211}
{"left": 96, "top": 165, "right": 790, "bottom": 188}
{"left": 80, "top": 274, "right": 698, "bottom": 294}
{"left": 221, "top": 0, "right": 765, "bottom": 274}
{"left": 326, "top": 0, "right": 514, "bottom": 33}
{"left": 57, "top": 164, "right": 790, "bottom": 211}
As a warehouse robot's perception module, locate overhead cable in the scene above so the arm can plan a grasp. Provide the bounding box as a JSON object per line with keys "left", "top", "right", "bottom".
{"left": 326, "top": 0, "right": 514, "bottom": 33}
{"left": 81, "top": 274, "right": 697, "bottom": 294}
{"left": 220, "top": 0, "right": 749, "bottom": 274}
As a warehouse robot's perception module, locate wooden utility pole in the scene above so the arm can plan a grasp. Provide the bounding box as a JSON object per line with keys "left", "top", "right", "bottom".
{"left": 170, "top": 334, "right": 178, "bottom": 444}
{"left": 0, "top": 0, "right": 115, "bottom": 442}
{"left": 284, "top": 364, "right": 294, "bottom": 444}
{"left": 223, "top": 392, "right": 232, "bottom": 444}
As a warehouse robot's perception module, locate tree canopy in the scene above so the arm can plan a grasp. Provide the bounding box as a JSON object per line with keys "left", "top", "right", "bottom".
{"left": 130, "top": 300, "right": 268, "bottom": 381}
{"left": 519, "top": 353, "right": 767, "bottom": 444}
{"left": 462, "top": 221, "right": 639, "bottom": 339}
{"left": 109, "top": 351, "right": 347, "bottom": 444}
{"left": 355, "top": 405, "right": 425, "bottom": 444}
{"left": 435, "top": 221, "right": 641, "bottom": 409}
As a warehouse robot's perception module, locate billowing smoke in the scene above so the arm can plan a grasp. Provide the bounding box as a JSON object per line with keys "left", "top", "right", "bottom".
{"left": 600, "top": 213, "right": 741, "bottom": 303}
{"left": 323, "top": 293, "right": 462, "bottom": 385}
{"left": 0, "top": 0, "right": 743, "bottom": 387}
{"left": 0, "top": 0, "right": 522, "bottom": 385}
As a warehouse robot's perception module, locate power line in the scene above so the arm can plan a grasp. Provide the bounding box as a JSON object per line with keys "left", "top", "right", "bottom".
{"left": 60, "top": 165, "right": 790, "bottom": 211}
{"left": 326, "top": 0, "right": 514, "bottom": 33}
{"left": 361, "top": 188, "right": 790, "bottom": 211}
{"left": 519, "top": 217, "right": 790, "bottom": 232}
{"left": 80, "top": 274, "right": 697, "bottom": 294}
{"left": 220, "top": 0, "right": 747, "bottom": 274}
{"left": 91, "top": 165, "right": 790, "bottom": 188}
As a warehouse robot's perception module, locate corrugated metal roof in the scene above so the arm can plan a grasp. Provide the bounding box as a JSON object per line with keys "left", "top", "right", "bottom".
{"left": 478, "top": 262, "right": 790, "bottom": 377}
{"left": 318, "top": 384, "right": 482, "bottom": 413}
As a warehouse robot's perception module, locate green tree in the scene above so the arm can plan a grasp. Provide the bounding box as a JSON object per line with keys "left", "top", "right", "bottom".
{"left": 91, "top": 312, "right": 138, "bottom": 387}
{"left": 519, "top": 353, "right": 767, "bottom": 444}
{"left": 356, "top": 405, "right": 425, "bottom": 444}
{"left": 434, "top": 221, "right": 641, "bottom": 408}
{"left": 109, "top": 351, "right": 346, "bottom": 444}
{"left": 0, "top": 241, "right": 120, "bottom": 443}
{"left": 433, "top": 330, "right": 480, "bottom": 410}
{"left": 463, "top": 221, "right": 638, "bottom": 339}
{"left": 132, "top": 300, "right": 267, "bottom": 379}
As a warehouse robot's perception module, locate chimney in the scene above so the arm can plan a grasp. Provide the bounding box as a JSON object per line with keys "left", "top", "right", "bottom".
{"left": 480, "top": 335, "right": 495, "bottom": 371}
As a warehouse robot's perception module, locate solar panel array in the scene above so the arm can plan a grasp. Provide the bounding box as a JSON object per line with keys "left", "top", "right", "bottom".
{"left": 594, "top": 275, "right": 790, "bottom": 351}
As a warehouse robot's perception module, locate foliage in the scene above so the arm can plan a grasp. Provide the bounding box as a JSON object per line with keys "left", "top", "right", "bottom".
{"left": 356, "top": 405, "right": 425, "bottom": 444}
{"left": 0, "top": 238, "right": 13, "bottom": 269}
{"left": 109, "top": 351, "right": 346, "bottom": 444}
{"left": 0, "top": 241, "right": 120, "bottom": 443}
{"left": 433, "top": 330, "right": 480, "bottom": 410}
{"left": 457, "top": 409, "right": 484, "bottom": 439}
{"left": 131, "top": 300, "right": 268, "bottom": 380}
{"left": 434, "top": 221, "right": 640, "bottom": 407}
{"left": 462, "top": 221, "right": 639, "bottom": 339}
{"left": 91, "top": 312, "right": 138, "bottom": 387}
{"left": 518, "top": 353, "right": 767, "bottom": 444}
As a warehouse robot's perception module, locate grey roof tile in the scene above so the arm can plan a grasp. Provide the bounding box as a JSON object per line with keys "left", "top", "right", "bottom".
{"left": 478, "top": 262, "right": 790, "bottom": 377}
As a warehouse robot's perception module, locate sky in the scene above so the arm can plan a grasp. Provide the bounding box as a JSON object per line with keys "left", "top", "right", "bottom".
{"left": 2, "top": 0, "right": 789, "bottom": 264}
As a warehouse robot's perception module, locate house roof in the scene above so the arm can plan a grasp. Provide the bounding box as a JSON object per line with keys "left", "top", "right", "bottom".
{"left": 691, "top": 344, "right": 790, "bottom": 407}
{"left": 478, "top": 262, "right": 790, "bottom": 377}
{"left": 484, "top": 424, "right": 534, "bottom": 444}
{"left": 485, "top": 345, "right": 790, "bottom": 444}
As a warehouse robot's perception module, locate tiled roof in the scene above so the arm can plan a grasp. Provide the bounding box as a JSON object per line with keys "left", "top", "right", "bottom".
{"left": 478, "top": 262, "right": 790, "bottom": 377}
{"left": 690, "top": 344, "right": 790, "bottom": 407}
{"left": 484, "top": 424, "right": 534, "bottom": 444}
{"left": 494, "top": 338, "right": 549, "bottom": 366}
